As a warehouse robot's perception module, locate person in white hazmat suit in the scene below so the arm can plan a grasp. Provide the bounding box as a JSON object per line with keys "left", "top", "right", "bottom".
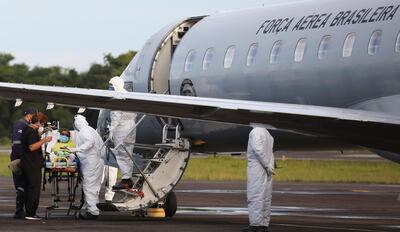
{"left": 242, "top": 127, "right": 275, "bottom": 232}
{"left": 69, "top": 115, "right": 105, "bottom": 220}
{"left": 108, "top": 76, "right": 137, "bottom": 190}
{"left": 97, "top": 109, "right": 118, "bottom": 203}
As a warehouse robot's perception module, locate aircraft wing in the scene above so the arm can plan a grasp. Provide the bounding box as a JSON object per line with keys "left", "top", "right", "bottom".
{"left": 0, "top": 82, "right": 400, "bottom": 153}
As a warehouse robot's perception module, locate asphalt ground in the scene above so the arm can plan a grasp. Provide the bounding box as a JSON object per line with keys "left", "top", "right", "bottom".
{"left": 0, "top": 177, "right": 399, "bottom": 232}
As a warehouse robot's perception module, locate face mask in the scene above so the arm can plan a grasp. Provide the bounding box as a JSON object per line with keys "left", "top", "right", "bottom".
{"left": 38, "top": 126, "right": 44, "bottom": 134}
{"left": 59, "top": 135, "right": 70, "bottom": 143}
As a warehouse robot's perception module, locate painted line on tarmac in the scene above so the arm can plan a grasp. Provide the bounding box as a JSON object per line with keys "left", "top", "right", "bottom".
{"left": 283, "top": 213, "right": 400, "bottom": 221}
{"left": 175, "top": 189, "right": 246, "bottom": 194}
{"left": 177, "top": 206, "right": 400, "bottom": 221}
{"left": 175, "top": 189, "right": 395, "bottom": 196}
{"left": 274, "top": 223, "right": 386, "bottom": 232}
{"left": 177, "top": 206, "right": 341, "bottom": 216}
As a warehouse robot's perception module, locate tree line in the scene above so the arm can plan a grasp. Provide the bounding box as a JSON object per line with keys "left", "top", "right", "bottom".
{"left": 0, "top": 51, "right": 136, "bottom": 144}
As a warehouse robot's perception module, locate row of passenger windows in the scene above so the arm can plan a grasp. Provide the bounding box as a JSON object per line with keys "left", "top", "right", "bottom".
{"left": 184, "top": 30, "right": 400, "bottom": 72}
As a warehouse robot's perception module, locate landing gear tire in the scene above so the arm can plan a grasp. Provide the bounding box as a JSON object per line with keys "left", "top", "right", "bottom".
{"left": 163, "top": 191, "right": 177, "bottom": 217}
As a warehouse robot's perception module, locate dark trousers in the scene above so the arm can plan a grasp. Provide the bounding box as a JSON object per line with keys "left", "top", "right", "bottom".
{"left": 10, "top": 152, "right": 26, "bottom": 215}
{"left": 22, "top": 166, "right": 42, "bottom": 217}
{"left": 10, "top": 152, "right": 26, "bottom": 191}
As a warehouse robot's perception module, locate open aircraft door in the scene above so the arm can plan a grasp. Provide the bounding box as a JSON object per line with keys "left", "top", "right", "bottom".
{"left": 148, "top": 17, "right": 204, "bottom": 94}
{"left": 99, "top": 17, "right": 205, "bottom": 217}
{"left": 148, "top": 16, "right": 205, "bottom": 140}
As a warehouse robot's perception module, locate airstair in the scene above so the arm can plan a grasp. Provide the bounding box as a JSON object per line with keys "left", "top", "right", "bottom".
{"left": 97, "top": 115, "right": 190, "bottom": 215}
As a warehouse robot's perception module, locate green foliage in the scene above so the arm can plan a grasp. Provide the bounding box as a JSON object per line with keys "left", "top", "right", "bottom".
{"left": 183, "top": 156, "right": 400, "bottom": 184}
{"left": 0, "top": 51, "right": 136, "bottom": 136}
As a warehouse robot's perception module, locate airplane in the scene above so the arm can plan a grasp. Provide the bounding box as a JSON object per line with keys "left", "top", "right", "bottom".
{"left": 0, "top": 0, "right": 399, "bottom": 216}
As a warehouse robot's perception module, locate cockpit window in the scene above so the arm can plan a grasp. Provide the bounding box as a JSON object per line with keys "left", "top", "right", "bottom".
{"left": 224, "top": 45, "right": 236, "bottom": 69}
{"left": 395, "top": 31, "right": 400, "bottom": 53}
{"left": 318, "top": 35, "right": 331, "bottom": 60}
{"left": 246, "top": 43, "right": 258, "bottom": 66}
{"left": 368, "top": 30, "right": 382, "bottom": 55}
{"left": 270, "top": 40, "right": 282, "bottom": 64}
{"left": 343, "top": 33, "right": 356, "bottom": 57}
{"left": 184, "top": 50, "right": 196, "bottom": 72}
{"left": 294, "top": 38, "right": 307, "bottom": 62}
{"left": 202, "top": 48, "right": 214, "bottom": 71}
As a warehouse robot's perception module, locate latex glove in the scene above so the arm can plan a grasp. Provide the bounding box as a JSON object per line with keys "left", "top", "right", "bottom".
{"left": 108, "top": 132, "right": 114, "bottom": 142}
{"left": 266, "top": 167, "right": 275, "bottom": 176}
{"left": 43, "top": 136, "right": 53, "bottom": 143}
{"left": 67, "top": 147, "right": 79, "bottom": 153}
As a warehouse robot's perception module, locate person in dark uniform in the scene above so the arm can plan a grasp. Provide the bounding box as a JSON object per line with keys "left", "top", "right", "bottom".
{"left": 21, "top": 112, "right": 52, "bottom": 220}
{"left": 10, "top": 107, "right": 37, "bottom": 219}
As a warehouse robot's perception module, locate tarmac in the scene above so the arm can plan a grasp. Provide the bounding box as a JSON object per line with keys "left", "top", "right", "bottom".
{"left": 0, "top": 177, "right": 399, "bottom": 232}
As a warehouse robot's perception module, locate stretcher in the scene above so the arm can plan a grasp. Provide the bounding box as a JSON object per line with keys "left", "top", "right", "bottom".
{"left": 44, "top": 157, "right": 80, "bottom": 219}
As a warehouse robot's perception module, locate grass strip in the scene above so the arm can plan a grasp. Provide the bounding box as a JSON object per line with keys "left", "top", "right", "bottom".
{"left": 182, "top": 156, "right": 400, "bottom": 184}
{"left": 0, "top": 155, "right": 11, "bottom": 177}
{"left": 0, "top": 154, "right": 399, "bottom": 184}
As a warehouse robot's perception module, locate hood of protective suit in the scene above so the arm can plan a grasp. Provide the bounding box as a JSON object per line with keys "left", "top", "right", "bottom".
{"left": 109, "top": 76, "right": 126, "bottom": 92}
{"left": 74, "top": 114, "right": 88, "bottom": 131}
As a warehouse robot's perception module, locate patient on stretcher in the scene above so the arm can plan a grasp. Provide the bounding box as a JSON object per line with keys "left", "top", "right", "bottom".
{"left": 47, "top": 128, "right": 77, "bottom": 166}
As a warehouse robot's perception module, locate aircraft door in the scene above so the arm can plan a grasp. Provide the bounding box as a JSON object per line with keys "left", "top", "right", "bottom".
{"left": 148, "top": 17, "right": 204, "bottom": 95}
{"left": 149, "top": 38, "right": 172, "bottom": 94}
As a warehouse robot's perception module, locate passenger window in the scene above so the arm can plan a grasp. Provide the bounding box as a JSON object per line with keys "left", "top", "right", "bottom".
{"left": 343, "top": 33, "right": 356, "bottom": 57}
{"left": 270, "top": 40, "right": 282, "bottom": 64}
{"left": 395, "top": 31, "right": 400, "bottom": 53}
{"left": 184, "top": 50, "right": 196, "bottom": 72}
{"left": 224, "top": 45, "right": 236, "bottom": 69}
{"left": 202, "top": 48, "right": 214, "bottom": 71}
{"left": 294, "top": 38, "right": 307, "bottom": 62}
{"left": 368, "top": 30, "right": 382, "bottom": 55}
{"left": 246, "top": 43, "right": 258, "bottom": 66}
{"left": 318, "top": 35, "right": 331, "bottom": 60}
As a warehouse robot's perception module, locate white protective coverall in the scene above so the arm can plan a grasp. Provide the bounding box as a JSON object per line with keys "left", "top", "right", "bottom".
{"left": 101, "top": 165, "right": 118, "bottom": 201}
{"left": 109, "top": 76, "right": 137, "bottom": 179}
{"left": 97, "top": 109, "right": 118, "bottom": 201}
{"left": 246, "top": 127, "right": 275, "bottom": 227}
{"left": 73, "top": 115, "right": 105, "bottom": 215}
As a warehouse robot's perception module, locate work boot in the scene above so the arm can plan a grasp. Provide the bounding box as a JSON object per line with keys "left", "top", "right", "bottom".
{"left": 241, "top": 226, "right": 268, "bottom": 232}
{"left": 112, "top": 179, "right": 133, "bottom": 190}
{"left": 79, "top": 212, "right": 98, "bottom": 220}
{"left": 13, "top": 190, "right": 25, "bottom": 219}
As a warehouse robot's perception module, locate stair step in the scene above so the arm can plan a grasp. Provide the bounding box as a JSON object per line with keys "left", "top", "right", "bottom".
{"left": 97, "top": 203, "right": 119, "bottom": 212}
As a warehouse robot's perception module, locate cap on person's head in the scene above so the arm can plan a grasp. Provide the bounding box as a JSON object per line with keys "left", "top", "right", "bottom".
{"left": 24, "top": 107, "right": 37, "bottom": 115}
